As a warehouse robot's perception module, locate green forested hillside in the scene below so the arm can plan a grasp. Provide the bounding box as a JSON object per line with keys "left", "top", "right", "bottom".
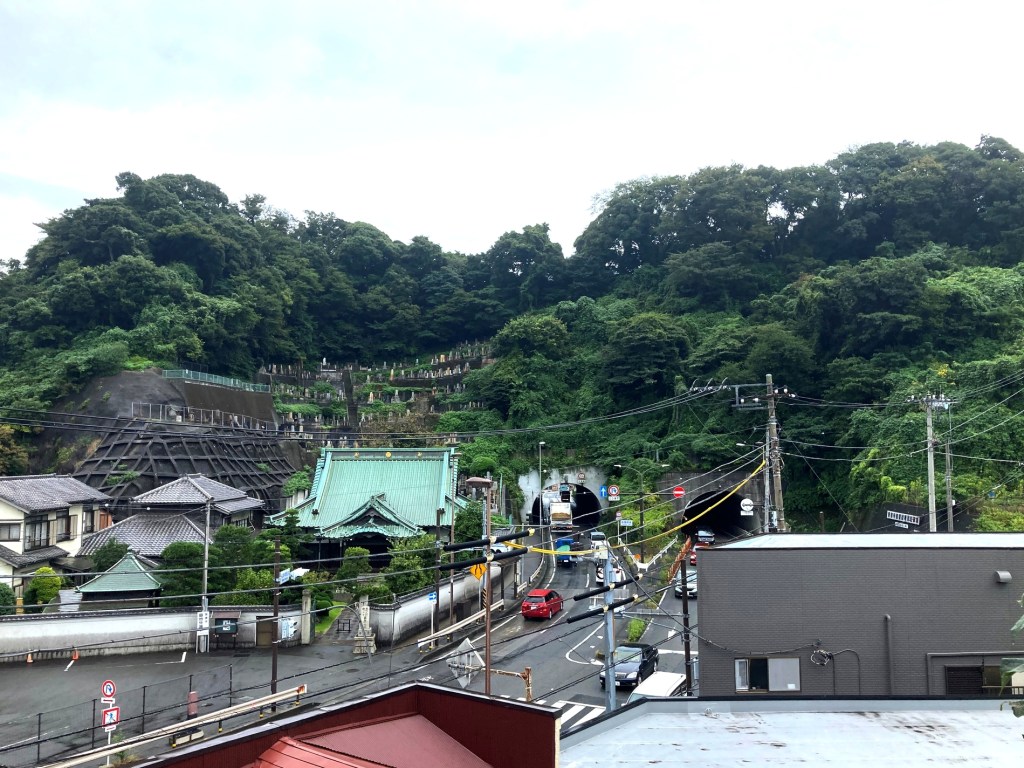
{"left": 3, "top": 137, "right": 1024, "bottom": 530}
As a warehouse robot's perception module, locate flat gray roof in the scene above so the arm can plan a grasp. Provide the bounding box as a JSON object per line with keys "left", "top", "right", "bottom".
{"left": 560, "top": 698, "right": 1021, "bottom": 766}
{"left": 719, "top": 532, "right": 1024, "bottom": 549}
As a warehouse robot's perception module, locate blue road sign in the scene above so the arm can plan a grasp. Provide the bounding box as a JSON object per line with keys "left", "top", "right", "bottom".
{"left": 427, "top": 592, "right": 437, "bottom": 603}
{"left": 600, "top": 485, "right": 607, "bottom": 498}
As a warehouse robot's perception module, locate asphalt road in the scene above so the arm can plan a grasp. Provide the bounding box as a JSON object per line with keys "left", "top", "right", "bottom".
{"left": 0, "top": 537, "right": 697, "bottom": 766}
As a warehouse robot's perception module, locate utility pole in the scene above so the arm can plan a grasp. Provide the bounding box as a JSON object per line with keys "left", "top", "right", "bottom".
{"left": 945, "top": 436, "right": 955, "bottom": 532}
{"left": 448, "top": 502, "right": 455, "bottom": 641}
{"left": 199, "top": 495, "right": 212, "bottom": 654}
{"left": 925, "top": 400, "right": 937, "bottom": 532}
{"left": 271, "top": 536, "right": 280, "bottom": 710}
{"left": 915, "top": 393, "right": 953, "bottom": 532}
{"left": 714, "top": 378, "right": 792, "bottom": 532}
{"left": 484, "top": 472, "right": 493, "bottom": 696}
{"left": 602, "top": 545, "right": 615, "bottom": 711}
{"left": 567, "top": 547, "right": 638, "bottom": 711}
{"left": 439, "top": 505, "right": 532, "bottom": 694}
{"left": 762, "top": 434, "right": 771, "bottom": 533}
{"left": 433, "top": 507, "right": 443, "bottom": 650}
{"left": 765, "top": 374, "right": 786, "bottom": 532}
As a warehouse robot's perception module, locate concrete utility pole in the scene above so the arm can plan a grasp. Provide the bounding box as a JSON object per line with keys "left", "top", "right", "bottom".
{"left": 919, "top": 394, "right": 952, "bottom": 532}
{"left": 765, "top": 374, "right": 787, "bottom": 532}
{"left": 602, "top": 545, "right": 616, "bottom": 713}
{"left": 271, "top": 537, "right": 280, "bottom": 710}
{"left": 945, "top": 435, "right": 955, "bottom": 532}
{"left": 484, "top": 472, "right": 493, "bottom": 696}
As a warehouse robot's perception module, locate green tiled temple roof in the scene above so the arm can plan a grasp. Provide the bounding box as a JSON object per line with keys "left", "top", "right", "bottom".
{"left": 270, "top": 447, "right": 463, "bottom": 538}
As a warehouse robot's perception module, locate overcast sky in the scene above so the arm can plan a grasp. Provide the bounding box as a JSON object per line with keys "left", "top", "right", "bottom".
{"left": 2, "top": 1, "right": 1022, "bottom": 263}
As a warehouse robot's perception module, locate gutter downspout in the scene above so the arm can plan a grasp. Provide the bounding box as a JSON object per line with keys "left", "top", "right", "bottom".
{"left": 884, "top": 614, "right": 895, "bottom": 695}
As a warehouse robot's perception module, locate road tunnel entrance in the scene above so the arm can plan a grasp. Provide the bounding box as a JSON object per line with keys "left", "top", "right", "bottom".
{"left": 680, "top": 491, "right": 760, "bottom": 540}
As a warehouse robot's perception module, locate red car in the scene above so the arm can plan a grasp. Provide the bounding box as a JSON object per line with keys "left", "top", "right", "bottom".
{"left": 690, "top": 543, "right": 710, "bottom": 566}
{"left": 521, "top": 588, "right": 563, "bottom": 620}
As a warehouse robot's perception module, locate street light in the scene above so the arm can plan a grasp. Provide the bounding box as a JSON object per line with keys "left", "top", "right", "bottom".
{"left": 538, "top": 441, "right": 546, "bottom": 523}
{"left": 613, "top": 462, "right": 669, "bottom": 562}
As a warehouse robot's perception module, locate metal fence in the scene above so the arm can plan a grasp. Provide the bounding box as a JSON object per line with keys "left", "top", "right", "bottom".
{"left": 163, "top": 369, "right": 270, "bottom": 393}
{"left": 0, "top": 665, "right": 234, "bottom": 767}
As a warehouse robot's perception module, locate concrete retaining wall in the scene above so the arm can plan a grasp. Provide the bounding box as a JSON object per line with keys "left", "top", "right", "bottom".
{"left": 0, "top": 605, "right": 303, "bottom": 663}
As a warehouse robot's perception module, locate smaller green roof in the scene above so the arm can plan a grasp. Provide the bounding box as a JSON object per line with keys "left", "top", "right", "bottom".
{"left": 77, "top": 552, "right": 162, "bottom": 594}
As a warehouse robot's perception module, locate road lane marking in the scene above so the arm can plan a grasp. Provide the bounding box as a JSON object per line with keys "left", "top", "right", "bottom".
{"left": 564, "top": 622, "right": 604, "bottom": 665}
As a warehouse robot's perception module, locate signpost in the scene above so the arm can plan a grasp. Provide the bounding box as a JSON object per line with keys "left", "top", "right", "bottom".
{"left": 740, "top": 498, "right": 755, "bottom": 516}
{"left": 99, "top": 679, "right": 118, "bottom": 766}
{"left": 673, "top": 486, "right": 685, "bottom": 499}
{"left": 608, "top": 484, "right": 620, "bottom": 501}
{"left": 428, "top": 591, "right": 438, "bottom": 645}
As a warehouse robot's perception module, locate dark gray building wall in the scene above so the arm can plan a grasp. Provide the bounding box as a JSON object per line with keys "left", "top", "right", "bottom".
{"left": 697, "top": 541, "right": 1024, "bottom": 697}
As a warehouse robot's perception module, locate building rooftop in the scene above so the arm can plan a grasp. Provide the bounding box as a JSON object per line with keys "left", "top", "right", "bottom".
{"left": 277, "top": 447, "right": 461, "bottom": 534}
{"left": 0, "top": 474, "right": 111, "bottom": 513}
{"left": 78, "top": 513, "right": 209, "bottom": 558}
{"left": 131, "top": 474, "right": 263, "bottom": 515}
{"left": 720, "top": 532, "right": 1024, "bottom": 550}
{"left": 0, "top": 543, "right": 70, "bottom": 568}
{"left": 560, "top": 697, "right": 1021, "bottom": 766}
{"left": 77, "top": 552, "right": 162, "bottom": 594}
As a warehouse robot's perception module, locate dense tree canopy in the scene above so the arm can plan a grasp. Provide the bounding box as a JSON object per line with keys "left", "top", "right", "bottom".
{"left": 3, "top": 137, "right": 1024, "bottom": 531}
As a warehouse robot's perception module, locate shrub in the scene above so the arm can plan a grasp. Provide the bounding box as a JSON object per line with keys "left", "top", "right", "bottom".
{"left": 0, "top": 583, "right": 15, "bottom": 615}
{"left": 24, "top": 567, "right": 65, "bottom": 612}
{"left": 627, "top": 618, "right": 647, "bottom": 642}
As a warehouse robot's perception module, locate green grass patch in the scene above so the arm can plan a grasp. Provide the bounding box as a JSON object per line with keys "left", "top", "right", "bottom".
{"left": 315, "top": 602, "right": 347, "bottom": 635}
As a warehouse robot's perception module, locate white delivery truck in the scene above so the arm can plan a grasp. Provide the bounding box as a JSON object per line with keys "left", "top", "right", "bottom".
{"left": 549, "top": 501, "right": 573, "bottom": 533}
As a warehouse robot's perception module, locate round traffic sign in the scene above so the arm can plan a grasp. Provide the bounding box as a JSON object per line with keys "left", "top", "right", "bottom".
{"left": 673, "top": 486, "right": 685, "bottom": 499}
{"left": 608, "top": 485, "right": 619, "bottom": 496}
{"left": 740, "top": 498, "right": 755, "bottom": 513}
{"left": 101, "top": 680, "right": 116, "bottom": 698}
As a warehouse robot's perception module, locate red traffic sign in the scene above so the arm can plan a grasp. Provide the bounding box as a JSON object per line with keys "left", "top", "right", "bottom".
{"left": 101, "top": 680, "right": 116, "bottom": 698}
{"left": 608, "top": 485, "right": 619, "bottom": 497}
{"left": 101, "top": 706, "right": 120, "bottom": 727}
{"left": 673, "top": 486, "right": 685, "bottom": 499}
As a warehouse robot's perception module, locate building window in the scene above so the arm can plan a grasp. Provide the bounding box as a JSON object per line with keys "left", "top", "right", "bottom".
{"left": 0, "top": 522, "right": 19, "bottom": 542}
{"left": 55, "top": 514, "right": 76, "bottom": 542}
{"left": 82, "top": 508, "right": 95, "bottom": 534}
{"left": 735, "top": 657, "right": 801, "bottom": 692}
{"left": 24, "top": 517, "right": 49, "bottom": 550}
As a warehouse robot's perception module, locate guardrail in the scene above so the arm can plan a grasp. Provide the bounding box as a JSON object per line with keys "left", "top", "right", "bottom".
{"left": 162, "top": 369, "right": 270, "bottom": 393}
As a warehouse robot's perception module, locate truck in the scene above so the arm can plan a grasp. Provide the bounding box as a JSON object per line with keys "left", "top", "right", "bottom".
{"left": 549, "top": 501, "right": 573, "bottom": 533}
{"left": 555, "top": 536, "right": 584, "bottom": 566}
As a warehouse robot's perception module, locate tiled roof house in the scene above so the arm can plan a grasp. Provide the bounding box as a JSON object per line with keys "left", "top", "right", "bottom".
{"left": 0, "top": 474, "right": 112, "bottom": 596}
{"left": 130, "top": 474, "right": 265, "bottom": 528}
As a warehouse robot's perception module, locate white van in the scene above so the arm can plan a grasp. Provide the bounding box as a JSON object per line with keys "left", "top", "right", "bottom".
{"left": 626, "top": 671, "right": 688, "bottom": 704}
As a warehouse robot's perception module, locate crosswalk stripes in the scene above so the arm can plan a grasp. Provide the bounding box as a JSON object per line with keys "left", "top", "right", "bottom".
{"left": 496, "top": 695, "right": 607, "bottom": 730}
{"left": 553, "top": 700, "right": 606, "bottom": 730}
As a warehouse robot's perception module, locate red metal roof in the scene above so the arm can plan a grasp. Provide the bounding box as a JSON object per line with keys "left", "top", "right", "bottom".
{"left": 301, "top": 714, "right": 491, "bottom": 768}
{"left": 257, "top": 736, "right": 381, "bottom": 768}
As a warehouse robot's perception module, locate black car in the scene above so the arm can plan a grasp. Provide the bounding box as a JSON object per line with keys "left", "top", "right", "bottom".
{"left": 599, "top": 642, "right": 659, "bottom": 688}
